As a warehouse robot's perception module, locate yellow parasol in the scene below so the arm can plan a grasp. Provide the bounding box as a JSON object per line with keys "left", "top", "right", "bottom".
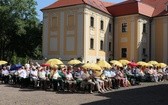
{"left": 119, "top": 59, "right": 130, "bottom": 65}
{"left": 156, "top": 63, "right": 167, "bottom": 68}
{"left": 113, "top": 62, "right": 123, "bottom": 67}
{"left": 82, "top": 63, "right": 102, "bottom": 71}
{"left": 0, "top": 60, "right": 8, "bottom": 65}
{"left": 46, "top": 58, "right": 63, "bottom": 67}
{"left": 110, "top": 60, "right": 119, "bottom": 64}
{"left": 67, "top": 59, "right": 82, "bottom": 65}
{"left": 137, "top": 61, "right": 148, "bottom": 66}
{"left": 97, "top": 60, "right": 112, "bottom": 69}
{"left": 148, "top": 61, "right": 158, "bottom": 66}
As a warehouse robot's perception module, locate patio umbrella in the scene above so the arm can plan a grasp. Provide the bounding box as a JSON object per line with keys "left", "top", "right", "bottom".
{"left": 112, "top": 62, "right": 123, "bottom": 67}
{"left": 146, "top": 63, "right": 153, "bottom": 67}
{"left": 82, "top": 63, "right": 102, "bottom": 71}
{"left": 148, "top": 61, "right": 158, "bottom": 66}
{"left": 67, "top": 59, "right": 82, "bottom": 65}
{"left": 46, "top": 58, "right": 63, "bottom": 67}
{"left": 128, "top": 62, "right": 138, "bottom": 67}
{"left": 97, "top": 60, "right": 112, "bottom": 69}
{"left": 156, "top": 63, "right": 167, "bottom": 68}
{"left": 119, "top": 59, "right": 130, "bottom": 65}
{"left": 110, "top": 60, "right": 119, "bottom": 64}
{"left": 0, "top": 60, "right": 8, "bottom": 65}
{"left": 10, "top": 64, "right": 22, "bottom": 70}
{"left": 41, "top": 63, "right": 50, "bottom": 67}
{"left": 137, "top": 61, "right": 148, "bottom": 66}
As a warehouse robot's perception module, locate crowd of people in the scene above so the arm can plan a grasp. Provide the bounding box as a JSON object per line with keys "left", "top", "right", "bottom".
{"left": 0, "top": 62, "right": 168, "bottom": 94}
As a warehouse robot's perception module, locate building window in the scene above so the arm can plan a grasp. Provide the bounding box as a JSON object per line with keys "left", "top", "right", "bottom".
{"left": 109, "top": 42, "right": 112, "bottom": 51}
{"left": 142, "top": 48, "right": 146, "bottom": 55}
{"left": 90, "top": 38, "right": 94, "bottom": 49}
{"left": 90, "top": 17, "right": 94, "bottom": 27}
{"left": 166, "top": 5, "right": 168, "bottom": 11}
{"left": 100, "top": 20, "right": 104, "bottom": 30}
{"left": 109, "top": 23, "right": 112, "bottom": 32}
{"left": 51, "top": 17, "right": 57, "bottom": 31}
{"left": 122, "top": 23, "right": 127, "bottom": 32}
{"left": 100, "top": 40, "right": 104, "bottom": 50}
{"left": 121, "top": 48, "right": 127, "bottom": 58}
{"left": 143, "top": 23, "right": 146, "bottom": 33}
{"left": 68, "top": 15, "right": 74, "bottom": 27}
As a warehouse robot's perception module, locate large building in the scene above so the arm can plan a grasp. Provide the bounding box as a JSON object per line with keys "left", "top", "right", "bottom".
{"left": 41, "top": 0, "right": 168, "bottom": 63}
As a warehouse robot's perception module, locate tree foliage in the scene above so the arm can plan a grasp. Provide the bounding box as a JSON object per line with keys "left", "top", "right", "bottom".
{"left": 0, "top": 0, "right": 42, "bottom": 62}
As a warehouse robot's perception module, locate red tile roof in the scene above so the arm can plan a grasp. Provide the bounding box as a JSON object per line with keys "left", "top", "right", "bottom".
{"left": 107, "top": 0, "right": 168, "bottom": 17}
{"left": 42, "top": 0, "right": 84, "bottom": 10}
{"left": 42, "top": 0, "right": 168, "bottom": 17}
{"left": 141, "top": 0, "right": 168, "bottom": 17}
{"left": 42, "top": 0, "right": 114, "bottom": 15}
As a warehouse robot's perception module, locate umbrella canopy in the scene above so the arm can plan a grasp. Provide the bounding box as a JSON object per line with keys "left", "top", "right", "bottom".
{"left": 137, "top": 61, "right": 148, "bottom": 66}
{"left": 97, "top": 60, "right": 112, "bottom": 69}
{"left": 82, "top": 63, "right": 102, "bottom": 71}
{"left": 110, "top": 60, "right": 119, "bottom": 64}
{"left": 146, "top": 63, "right": 153, "bottom": 67}
{"left": 119, "top": 59, "right": 130, "bottom": 65}
{"left": 10, "top": 64, "right": 22, "bottom": 70}
{"left": 112, "top": 62, "right": 123, "bottom": 67}
{"left": 148, "top": 61, "right": 158, "bottom": 66}
{"left": 46, "top": 58, "right": 63, "bottom": 67}
{"left": 67, "top": 59, "right": 82, "bottom": 65}
{"left": 41, "top": 63, "right": 50, "bottom": 67}
{"left": 0, "top": 60, "right": 8, "bottom": 65}
{"left": 128, "top": 62, "right": 138, "bottom": 67}
{"left": 156, "top": 63, "right": 167, "bottom": 68}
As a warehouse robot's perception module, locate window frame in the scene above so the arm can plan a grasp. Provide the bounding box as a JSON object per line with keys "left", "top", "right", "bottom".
{"left": 109, "top": 23, "right": 112, "bottom": 32}
{"left": 121, "top": 48, "right": 127, "bottom": 58}
{"left": 108, "top": 42, "right": 112, "bottom": 51}
{"left": 90, "top": 16, "right": 94, "bottom": 27}
{"left": 90, "top": 38, "right": 94, "bottom": 49}
{"left": 100, "top": 20, "right": 104, "bottom": 30}
{"left": 122, "top": 23, "right": 127, "bottom": 33}
{"left": 143, "top": 23, "right": 147, "bottom": 33}
{"left": 100, "top": 40, "right": 104, "bottom": 50}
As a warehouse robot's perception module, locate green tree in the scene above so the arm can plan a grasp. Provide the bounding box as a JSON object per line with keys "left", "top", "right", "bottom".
{"left": 0, "top": 0, "right": 42, "bottom": 62}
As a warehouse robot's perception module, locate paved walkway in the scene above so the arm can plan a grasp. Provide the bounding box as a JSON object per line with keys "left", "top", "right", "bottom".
{"left": 0, "top": 82, "right": 168, "bottom": 105}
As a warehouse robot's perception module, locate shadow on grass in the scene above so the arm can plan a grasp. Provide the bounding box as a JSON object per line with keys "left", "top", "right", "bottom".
{"left": 81, "top": 84, "right": 168, "bottom": 105}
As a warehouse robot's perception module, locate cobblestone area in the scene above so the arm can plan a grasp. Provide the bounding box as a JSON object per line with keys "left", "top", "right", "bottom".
{"left": 0, "top": 82, "right": 168, "bottom": 105}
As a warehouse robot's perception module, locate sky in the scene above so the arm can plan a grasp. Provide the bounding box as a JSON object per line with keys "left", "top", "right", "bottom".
{"left": 35, "top": 0, "right": 124, "bottom": 21}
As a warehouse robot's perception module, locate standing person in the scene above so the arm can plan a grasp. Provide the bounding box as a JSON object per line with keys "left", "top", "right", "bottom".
{"left": 1, "top": 66, "right": 9, "bottom": 84}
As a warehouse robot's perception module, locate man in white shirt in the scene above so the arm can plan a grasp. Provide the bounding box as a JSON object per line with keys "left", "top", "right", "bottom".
{"left": 30, "top": 66, "right": 39, "bottom": 88}
{"left": 1, "top": 66, "right": 9, "bottom": 84}
{"left": 18, "top": 67, "right": 27, "bottom": 88}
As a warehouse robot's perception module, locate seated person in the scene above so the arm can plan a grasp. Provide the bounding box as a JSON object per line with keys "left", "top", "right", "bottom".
{"left": 65, "top": 68, "right": 76, "bottom": 92}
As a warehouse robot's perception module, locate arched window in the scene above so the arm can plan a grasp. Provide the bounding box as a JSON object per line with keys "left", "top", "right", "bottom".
{"left": 90, "top": 38, "right": 94, "bottom": 49}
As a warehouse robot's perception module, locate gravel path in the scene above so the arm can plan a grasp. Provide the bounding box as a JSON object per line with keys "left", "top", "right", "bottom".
{"left": 0, "top": 82, "right": 168, "bottom": 105}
